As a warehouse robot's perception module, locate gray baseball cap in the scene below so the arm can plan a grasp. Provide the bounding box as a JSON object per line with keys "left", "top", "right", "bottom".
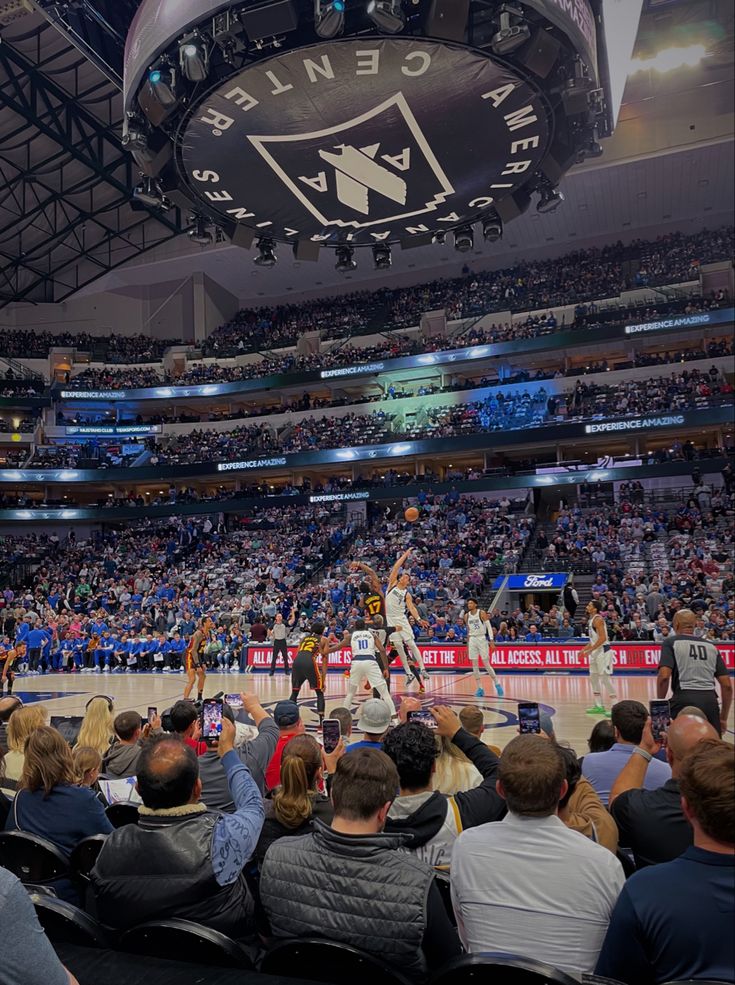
{"left": 357, "top": 699, "right": 392, "bottom": 734}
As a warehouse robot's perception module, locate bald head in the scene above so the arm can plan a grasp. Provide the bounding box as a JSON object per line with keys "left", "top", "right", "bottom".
{"left": 667, "top": 714, "right": 719, "bottom": 773}
{"left": 136, "top": 735, "right": 200, "bottom": 810}
{"left": 673, "top": 608, "right": 697, "bottom": 634}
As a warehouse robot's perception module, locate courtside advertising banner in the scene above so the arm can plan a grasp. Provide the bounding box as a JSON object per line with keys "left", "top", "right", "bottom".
{"left": 247, "top": 642, "right": 735, "bottom": 672}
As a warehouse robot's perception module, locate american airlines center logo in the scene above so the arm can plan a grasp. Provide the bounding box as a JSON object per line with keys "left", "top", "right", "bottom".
{"left": 180, "top": 39, "right": 550, "bottom": 245}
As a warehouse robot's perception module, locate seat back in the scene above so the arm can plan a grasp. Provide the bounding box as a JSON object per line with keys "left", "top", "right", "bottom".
{"left": 30, "top": 894, "right": 108, "bottom": 948}
{"left": 0, "top": 831, "right": 69, "bottom": 883}
{"left": 70, "top": 834, "right": 108, "bottom": 884}
{"left": 433, "top": 873, "right": 456, "bottom": 926}
{"left": 120, "top": 918, "right": 253, "bottom": 969}
{"left": 261, "top": 938, "right": 411, "bottom": 985}
{"left": 105, "top": 803, "right": 139, "bottom": 828}
{"left": 430, "top": 953, "right": 581, "bottom": 985}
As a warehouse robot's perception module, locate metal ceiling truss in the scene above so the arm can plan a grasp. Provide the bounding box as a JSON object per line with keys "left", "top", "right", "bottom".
{"left": 0, "top": 6, "right": 185, "bottom": 307}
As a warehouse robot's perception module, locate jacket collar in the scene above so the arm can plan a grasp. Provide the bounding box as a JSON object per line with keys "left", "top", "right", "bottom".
{"left": 138, "top": 802, "right": 208, "bottom": 818}
{"left": 311, "top": 818, "right": 410, "bottom": 855}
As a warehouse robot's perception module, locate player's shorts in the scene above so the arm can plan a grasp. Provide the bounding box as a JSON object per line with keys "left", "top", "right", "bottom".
{"left": 292, "top": 650, "right": 323, "bottom": 691}
{"left": 389, "top": 625, "right": 414, "bottom": 645}
{"left": 468, "top": 638, "right": 490, "bottom": 663}
{"left": 589, "top": 646, "right": 613, "bottom": 676}
{"left": 186, "top": 649, "right": 204, "bottom": 672}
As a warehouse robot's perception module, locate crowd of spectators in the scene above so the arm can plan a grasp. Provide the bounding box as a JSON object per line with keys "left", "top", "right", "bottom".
{"left": 0, "top": 331, "right": 177, "bottom": 362}
{"left": 0, "top": 680, "right": 732, "bottom": 984}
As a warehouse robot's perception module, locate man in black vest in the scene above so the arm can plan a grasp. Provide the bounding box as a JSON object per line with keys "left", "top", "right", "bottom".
{"left": 90, "top": 717, "right": 264, "bottom": 939}
{"left": 260, "top": 747, "right": 461, "bottom": 982}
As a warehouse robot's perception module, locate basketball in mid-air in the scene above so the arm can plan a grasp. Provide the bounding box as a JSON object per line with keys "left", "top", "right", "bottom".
{"left": 405, "top": 507, "right": 420, "bottom": 523}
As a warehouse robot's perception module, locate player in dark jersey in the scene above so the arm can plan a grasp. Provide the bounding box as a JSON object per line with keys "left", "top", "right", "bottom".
{"left": 289, "top": 622, "right": 342, "bottom": 724}
{"left": 183, "top": 617, "right": 211, "bottom": 701}
{"left": 351, "top": 558, "right": 424, "bottom": 693}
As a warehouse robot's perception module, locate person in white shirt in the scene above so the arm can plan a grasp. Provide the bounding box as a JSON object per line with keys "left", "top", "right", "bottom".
{"left": 451, "top": 734, "right": 625, "bottom": 976}
{"left": 343, "top": 617, "right": 396, "bottom": 719}
{"left": 461, "top": 598, "right": 503, "bottom": 699}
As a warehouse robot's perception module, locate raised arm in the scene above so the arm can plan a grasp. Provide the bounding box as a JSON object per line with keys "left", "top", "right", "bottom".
{"left": 387, "top": 548, "right": 412, "bottom": 591}
{"left": 351, "top": 561, "right": 382, "bottom": 595}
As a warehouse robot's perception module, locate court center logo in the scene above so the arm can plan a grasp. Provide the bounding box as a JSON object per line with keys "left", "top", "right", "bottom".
{"left": 180, "top": 38, "right": 550, "bottom": 245}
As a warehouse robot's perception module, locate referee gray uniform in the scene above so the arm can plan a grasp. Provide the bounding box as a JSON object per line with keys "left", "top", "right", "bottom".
{"left": 269, "top": 620, "right": 290, "bottom": 675}
{"left": 659, "top": 633, "right": 728, "bottom": 734}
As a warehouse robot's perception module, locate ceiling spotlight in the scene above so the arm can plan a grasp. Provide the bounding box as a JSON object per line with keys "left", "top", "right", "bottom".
{"left": 366, "top": 0, "right": 406, "bottom": 34}
{"left": 179, "top": 35, "right": 209, "bottom": 82}
{"left": 373, "top": 244, "right": 392, "bottom": 270}
{"left": 482, "top": 214, "right": 503, "bottom": 243}
{"left": 188, "top": 215, "right": 213, "bottom": 246}
{"left": 335, "top": 244, "right": 357, "bottom": 272}
{"left": 146, "top": 64, "right": 178, "bottom": 109}
{"left": 254, "top": 238, "right": 277, "bottom": 267}
{"left": 536, "top": 183, "right": 565, "bottom": 213}
{"left": 132, "top": 176, "right": 165, "bottom": 208}
{"left": 315, "top": 0, "right": 345, "bottom": 38}
{"left": 491, "top": 4, "right": 530, "bottom": 55}
{"left": 454, "top": 225, "right": 474, "bottom": 253}
{"left": 433, "top": 231, "right": 447, "bottom": 245}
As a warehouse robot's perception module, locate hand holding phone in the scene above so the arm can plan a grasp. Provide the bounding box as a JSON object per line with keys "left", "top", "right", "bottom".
{"left": 649, "top": 699, "right": 671, "bottom": 743}
{"left": 518, "top": 702, "right": 541, "bottom": 735}
{"left": 147, "top": 706, "right": 157, "bottom": 725}
{"left": 322, "top": 718, "right": 341, "bottom": 754}
{"left": 201, "top": 699, "right": 223, "bottom": 746}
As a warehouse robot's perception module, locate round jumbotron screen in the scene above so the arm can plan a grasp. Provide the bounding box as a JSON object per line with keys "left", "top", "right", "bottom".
{"left": 178, "top": 39, "right": 550, "bottom": 245}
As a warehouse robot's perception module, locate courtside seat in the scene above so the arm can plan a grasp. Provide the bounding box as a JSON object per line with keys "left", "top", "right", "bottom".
{"left": 30, "top": 893, "right": 108, "bottom": 948}
{"left": 260, "top": 937, "right": 412, "bottom": 985}
{"left": 429, "top": 952, "right": 583, "bottom": 985}
{"left": 120, "top": 918, "right": 254, "bottom": 969}
{"left": 0, "top": 830, "right": 69, "bottom": 885}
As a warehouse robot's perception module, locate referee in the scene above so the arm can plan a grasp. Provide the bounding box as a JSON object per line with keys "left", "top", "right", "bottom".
{"left": 657, "top": 608, "right": 732, "bottom": 736}
{"left": 268, "top": 612, "right": 293, "bottom": 676}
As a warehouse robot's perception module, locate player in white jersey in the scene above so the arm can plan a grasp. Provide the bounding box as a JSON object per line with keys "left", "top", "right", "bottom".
{"left": 462, "top": 598, "right": 504, "bottom": 698}
{"left": 343, "top": 617, "right": 396, "bottom": 718}
{"left": 386, "top": 548, "right": 430, "bottom": 686}
{"left": 579, "top": 599, "right": 616, "bottom": 716}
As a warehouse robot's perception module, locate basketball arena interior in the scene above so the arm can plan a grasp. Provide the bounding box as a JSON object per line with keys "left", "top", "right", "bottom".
{"left": 0, "top": 1, "right": 733, "bottom": 983}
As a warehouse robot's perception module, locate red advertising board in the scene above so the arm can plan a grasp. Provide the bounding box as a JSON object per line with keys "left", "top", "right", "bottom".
{"left": 247, "top": 642, "right": 735, "bottom": 673}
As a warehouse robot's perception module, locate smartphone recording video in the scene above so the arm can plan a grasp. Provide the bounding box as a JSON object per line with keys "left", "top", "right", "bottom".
{"left": 322, "top": 718, "right": 341, "bottom": 754}
{"left": 147, "top": 706, "right": 157, "bottom": 724}
{"left": 649, "top": 699, "right": 671, "bottom": 742}
{"left": 201, "top": 699, "right": 223, "bottom": 744}
{"left": 225, "top": 693, "right": 243, "bottom": 709}
{"left": 407, "top": 709, "right": 438, "bottom": 730}
{"left": 518, "top": 701, "right": 541, "bottom": 735}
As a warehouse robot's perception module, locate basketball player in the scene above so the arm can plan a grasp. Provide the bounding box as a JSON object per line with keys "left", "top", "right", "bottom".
{"left": 385, "top": 548, "right": 431, "bottom": 687}
{"left": 0, "top": 638, "right": 18, "bottom": 695}
{"left": 580, "top": 600, "right": 616, "bottom": 716}
{"left": 289, "top": 622, "right": 342, "bottom": 725}
{"left": 351, "top": 558, "right": 424, "bottom": 692}
{"left": 343, "top": 618, "right": 396, "bottom": 719}
{"left": 183, "top": 617, "right": 209, "bottom": 701}
{"left": 462, "top": 598, "right": 504, "bottom": 698}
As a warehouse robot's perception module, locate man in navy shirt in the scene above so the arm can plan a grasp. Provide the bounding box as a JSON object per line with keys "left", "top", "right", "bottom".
{"left": 596, "top": 739, "right": 734, "bottom": 984}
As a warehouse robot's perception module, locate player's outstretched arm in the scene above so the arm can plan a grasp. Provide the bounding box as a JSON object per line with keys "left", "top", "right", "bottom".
{"left": 387, "top": 548, "right": 412, "bottom": 591}
{"left": 351, "top": 561, "right": 382, "bottom": 594}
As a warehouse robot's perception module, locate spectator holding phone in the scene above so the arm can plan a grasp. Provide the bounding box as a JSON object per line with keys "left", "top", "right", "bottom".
{"left": 382, "top": 706, "right": 505, "bottom": 869}
{"left": 90, "top": 717, "right": 264, "bottom": 938}
{"left": 608, "top": 712, "right": 719, "bottom": 868}
{"left": 597, "top": 740, "right": 734, "bottom": 984}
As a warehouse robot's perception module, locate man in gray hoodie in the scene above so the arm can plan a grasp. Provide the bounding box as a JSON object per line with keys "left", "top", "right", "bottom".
{"left": 102, "top": 710, "right": 158, "bottom": 779}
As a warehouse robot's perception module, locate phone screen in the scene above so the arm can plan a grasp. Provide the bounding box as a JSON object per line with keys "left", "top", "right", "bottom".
{"left": 225, "top": 693, "right": 243, "bottom": 709}
{"left": 518, "top": 702, "right": 541, "bottom": 735}
{"left": 407, "top": 710, "right": 438, "bottom": 730}
{"left": 147, "top": 706, "right": 157, "bottom": 724}
{"left": 201, "top": 699, "right": 223, "bottom": 744}
{"left": 322, "top": 718, "right": 341, "bottom": 754}
{"left": 649, "top": 699, "right": 671, "bottom": 741}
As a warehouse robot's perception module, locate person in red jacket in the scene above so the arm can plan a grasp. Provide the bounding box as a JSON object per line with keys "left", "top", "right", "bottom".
{"left": 264, "top": 701, "right": 304, "bottom": 790}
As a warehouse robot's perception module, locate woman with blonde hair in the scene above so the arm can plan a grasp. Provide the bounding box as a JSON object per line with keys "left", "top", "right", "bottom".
{"left": 255, "top": 734, "right": 334, "bottom": 865}
{"left": 432, "top": 735, "right": 482, "bottom": 796}
{"left": 7, "top": 726, "right": 112, "bottom": 857}
{"left": 76, "top": 695, "right": 114, "bottom": 755}
{"left": 3, "top": 704, "right": 48, "bottom": 786}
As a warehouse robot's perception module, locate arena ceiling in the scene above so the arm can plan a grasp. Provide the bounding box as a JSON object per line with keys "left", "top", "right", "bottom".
{"left": 0, "top": 0, "right": 732, "bottom": 309}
